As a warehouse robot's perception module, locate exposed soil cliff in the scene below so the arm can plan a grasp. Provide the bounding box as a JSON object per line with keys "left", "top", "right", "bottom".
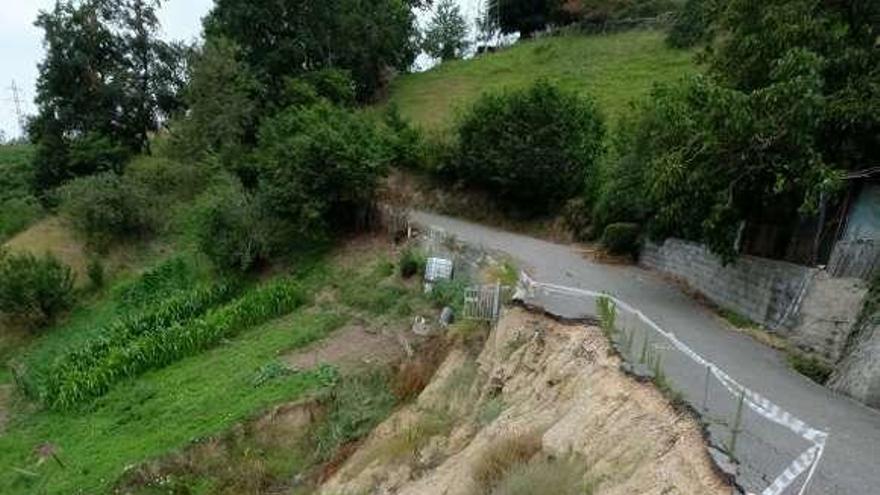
{"left": 320, "top": 308, "right": 729, "bottom": 495}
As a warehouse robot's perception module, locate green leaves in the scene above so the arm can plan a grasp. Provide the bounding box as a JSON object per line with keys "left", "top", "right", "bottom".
{"left": 454, "top": 80, "right": 606, "bottom": 216}
{"left": 0, "top": 250, "right": 75, "bottom": 329}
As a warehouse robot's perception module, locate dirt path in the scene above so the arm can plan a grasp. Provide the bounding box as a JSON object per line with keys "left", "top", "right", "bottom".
{"left": 282, "top": 323, "right": 409, "bottom": 373}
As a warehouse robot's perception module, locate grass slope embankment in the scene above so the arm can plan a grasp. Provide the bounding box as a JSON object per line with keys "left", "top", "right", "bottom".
{"left": 387, "top": 29, "right": 697, "bottom": 130}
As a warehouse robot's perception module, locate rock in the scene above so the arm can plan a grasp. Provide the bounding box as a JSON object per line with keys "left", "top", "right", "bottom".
{"left": 439, "top": 307, "right": 455, "bottom": 327}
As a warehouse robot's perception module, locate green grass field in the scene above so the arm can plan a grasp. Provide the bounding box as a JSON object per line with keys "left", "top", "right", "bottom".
{"left": 387, "top": 29, "right": 697, "bottom": 130}
{"left": 0, "top": 245, "right": 434, "bottom": 494}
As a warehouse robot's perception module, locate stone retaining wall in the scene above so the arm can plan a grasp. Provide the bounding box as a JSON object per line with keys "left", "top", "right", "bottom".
{"left": 640, "top": 238, "right": 868, "bottom": 363}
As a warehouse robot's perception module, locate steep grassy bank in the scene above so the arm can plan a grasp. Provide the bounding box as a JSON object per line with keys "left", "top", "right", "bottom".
{"left": 386, "top": 29, "right": 697, "bottom": 130}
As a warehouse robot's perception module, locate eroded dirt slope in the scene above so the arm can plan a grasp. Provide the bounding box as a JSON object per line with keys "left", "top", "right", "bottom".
{"left": 321, "top": 308, "right": 729, "bottom": 495}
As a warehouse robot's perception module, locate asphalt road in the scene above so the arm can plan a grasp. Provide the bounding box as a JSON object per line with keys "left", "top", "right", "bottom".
{"left": 413, "top": 210, "right": 880, "bottom": 495}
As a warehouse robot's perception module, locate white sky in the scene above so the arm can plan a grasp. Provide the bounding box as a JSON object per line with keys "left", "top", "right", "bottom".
{"left": 0, "top": 0, "right": 487, "bottom": 140}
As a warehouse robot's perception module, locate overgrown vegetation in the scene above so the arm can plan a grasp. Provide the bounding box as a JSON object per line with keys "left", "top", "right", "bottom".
{"left": 787, "top": 352, "right": 833, "bottom": 385}
{"left": 452, "top": 80, "right": 605, "bottom": 216}
{"left": 0, "top": 145, "right": 42, "bottom": 241}
{"left": 0, "top": 250, "right": 75, "bottom": 329}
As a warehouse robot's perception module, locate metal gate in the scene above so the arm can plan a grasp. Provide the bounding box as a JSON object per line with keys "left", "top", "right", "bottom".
{"left": 464, "top": 282, "right": 502, "bottom": 323}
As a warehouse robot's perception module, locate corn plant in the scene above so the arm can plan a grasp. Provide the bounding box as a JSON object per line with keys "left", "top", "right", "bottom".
{"left": 37, "top": 278, "right": 306, "bottom": 410}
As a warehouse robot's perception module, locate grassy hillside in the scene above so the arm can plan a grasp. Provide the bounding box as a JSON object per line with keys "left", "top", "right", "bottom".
{"left": 387, "top": 29, "right": 697, "bottom": 130}
{"left": 0, "top": 242, "right": 438, "bottom": 494}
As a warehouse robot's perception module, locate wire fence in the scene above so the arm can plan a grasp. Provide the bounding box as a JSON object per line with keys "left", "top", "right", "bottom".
{"left": 515, "top": 271, "right": 829, "bottom": 495}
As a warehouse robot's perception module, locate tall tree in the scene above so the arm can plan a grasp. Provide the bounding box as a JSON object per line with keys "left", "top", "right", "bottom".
{"left": 30, "top": 0, "right": 185, "bottom": 193}
{"left": 487, "top": 0, "right": 564, "bottom": 38}
{"left": 205, "top": 0, "right": 420, "bottom": 101}
{"left": 423, "top": 0, "right": 470, "bottom": 61}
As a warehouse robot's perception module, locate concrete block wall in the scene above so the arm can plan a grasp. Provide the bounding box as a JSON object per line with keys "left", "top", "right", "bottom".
{"left": 640, "top": 238, "right": 869, "bottom": 366}
{"left": 640, "top": 238, "right": 813, "bottom": 330}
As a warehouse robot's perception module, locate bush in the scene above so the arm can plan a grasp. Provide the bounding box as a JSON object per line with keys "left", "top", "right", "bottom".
{"left": 602, "top": 222, "right": 640, "bottom": 256}
{"left": 454, "top": 80, "right": 605, "bottom": 216}
{"left": 666, "top": 0, "right": 716, "bottom": 48}
{"left": 0, "top": 250, "right": 75, "bottom": 328}
{"left": 256, "top": 102, "right": 391, "bottom": 240}
{"left": 189, "top": 178, "right": 271, "bottom": 273}
{"left": 788, "top": 352, "right": 833, "bottom": 385}
{"left": 399, "top": 247, "right": 426, "bottom": 279}
{"left": 492, "top": 457, "right": 588, "bottom": 495}
{"left": 0, "top": 196, "right": 43, "bottom": 241}
{"left": 58, "top": 172, "right": 150, "bottom": 249}
{"left": 472, "top": 432, "right": 543, "bottom": 492}
{"left": 383, "top": 104, "right": 426, "bottom": 170}
{"left": 86, "top": 258, "right": 105, "bottom": 290}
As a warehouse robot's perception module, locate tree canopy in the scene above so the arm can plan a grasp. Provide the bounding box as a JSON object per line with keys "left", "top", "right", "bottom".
{"left": 29, "top": 0, "right": 186, "bottom": 194}
{"left": 204, "top": 0, "right": 421, "bottom": 101}
{"left": 423, "top": 0, "right": 470, "bottom": 61}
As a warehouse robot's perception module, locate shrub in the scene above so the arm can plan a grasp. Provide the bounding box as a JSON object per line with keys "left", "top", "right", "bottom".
{"left": 788, "top": 352, "right": 833, "bottom": 385}
{"left": 455, "top": 80, "right": 605, "bottom": 216}
{"left": 472, "top": 432, "right": 543, "bottom": 492}
{"left": 0, "top": 197, "right": 43, "bottom": 241}
{"left": 86, "top": 258, "right": 105, "bottom": 290}
{"left": 667, "top": 0, "right": 716, "bottom": 48}
{"left": 312, "top": 368, "right": 397, "bottom": 462}
{"left": 256, "top": 102, "right": 392, "bottom": 241}
{"left": 58, "top": 172, "right": 150, "bottom": 249}
{"left": 383, "top": 104, "right": 426, "bottom": 170}
{"left": 602, "top": 222, "right": 640, "bottom": 256}
{"left": 189, "top": 178, "right": 271, "bottom": 273}
{"left": 491, "top": 457, "right": 589, "bottom": 495}
{"left": 399, "top": 247, "right": 426, "bottom": 279}
{"left": 0, "top": 250, "right": 75, "bottom": 328}
{"left": 114, "top": 256, "right": 199, "bottom": 309}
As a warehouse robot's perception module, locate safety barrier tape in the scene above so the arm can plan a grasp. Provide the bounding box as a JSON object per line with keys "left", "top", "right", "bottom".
{"left": 515, "top": 272, "right": 828, "bottom": 495}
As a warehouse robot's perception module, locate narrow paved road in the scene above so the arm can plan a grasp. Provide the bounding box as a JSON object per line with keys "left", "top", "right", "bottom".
{"left": 414, "top": 211, "right": 880, "bottom": 495}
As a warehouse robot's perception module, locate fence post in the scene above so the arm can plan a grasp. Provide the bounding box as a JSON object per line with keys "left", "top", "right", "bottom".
{"left": 702, "top": 365, "right": 711, "bottom": 412}
{"left": 729, "top": 389, "right": 746, "bottom": 459}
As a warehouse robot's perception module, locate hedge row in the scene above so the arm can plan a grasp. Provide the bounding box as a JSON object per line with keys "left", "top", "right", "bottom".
{"left": 29, "top": 279, "right": 305, "bottom": 409}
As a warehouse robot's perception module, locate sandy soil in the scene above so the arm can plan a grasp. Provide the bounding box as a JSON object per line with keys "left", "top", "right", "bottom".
{"left": 321, "top": 307, "right": 730, "bottom": 495}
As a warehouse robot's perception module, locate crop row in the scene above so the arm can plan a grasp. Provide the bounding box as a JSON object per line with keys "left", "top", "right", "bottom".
{"left": 42, "top": 279, "right": 305, "bottom": 409}
{"left": 16, "top": 283, "right": 239, "bottom": 406}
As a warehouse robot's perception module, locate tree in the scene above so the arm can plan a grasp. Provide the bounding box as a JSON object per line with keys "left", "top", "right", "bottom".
{"left": 167, "top": 37, "right": 259, "bottom": 168}
{"left": 454, "top": 80, "right": 605, "bottom": 216}
{"left": 708, "top": 0, "right": 880, "bottom": 170}
{"left": 487, "top": 0, "right": 564, "bottom": 38}
{"left": 423, "top": 0, "right": 470, "bottom": 61}
{"left": 30, "top": 0, "right": 185, "bottom": 194}
{"left": 255, "top": 102, "right": 392, "bottom": 241}
{"left": 205, "top": 0, "right": 420, "bottom": 101}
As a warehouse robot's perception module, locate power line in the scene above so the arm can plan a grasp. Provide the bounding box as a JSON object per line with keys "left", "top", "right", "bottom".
{"left": 8, "top": 80, "right": 26, "bottom": 138}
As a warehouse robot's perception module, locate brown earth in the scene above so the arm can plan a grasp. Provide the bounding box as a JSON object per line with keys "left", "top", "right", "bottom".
{"left": 320, "top": 307, "right": 730, "bottom": 495}
{"left": 283, "top": 322, "right": 409, "bottom": 373}
{"left": 4, "top": 217, "right": 89, "bottom": 283}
